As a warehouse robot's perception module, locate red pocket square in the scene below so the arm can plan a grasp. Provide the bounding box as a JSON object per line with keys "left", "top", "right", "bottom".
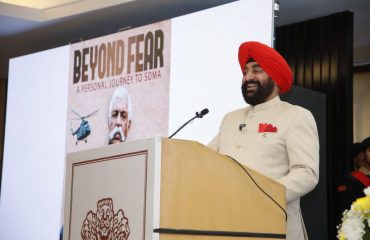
{"left": 258, "top": 123, "right": 277, "bottom": 133}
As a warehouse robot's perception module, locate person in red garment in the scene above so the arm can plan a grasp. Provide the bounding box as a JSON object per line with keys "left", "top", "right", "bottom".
{"left": 337, "top": 137, "right": 370, "bottom": 221}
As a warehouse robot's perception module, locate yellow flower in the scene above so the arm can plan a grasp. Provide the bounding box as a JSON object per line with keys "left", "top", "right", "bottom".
{"left": 337, "top": 230, "right": 345, "bottom": 240}
{"left": 337, "top": 187, "right": 370, "bottom": 239}
{"left": 352, "top": 196, "right": 370, "bottom": 214}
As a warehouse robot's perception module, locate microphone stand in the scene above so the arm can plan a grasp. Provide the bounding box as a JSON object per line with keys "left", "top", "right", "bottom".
{"left": 168, "top": 112, "right": 206, "bottom": 139}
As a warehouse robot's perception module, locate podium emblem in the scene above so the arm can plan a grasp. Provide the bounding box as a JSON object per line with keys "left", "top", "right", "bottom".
{"left": 81, "top": 198, "right": 130, "bottom": 240}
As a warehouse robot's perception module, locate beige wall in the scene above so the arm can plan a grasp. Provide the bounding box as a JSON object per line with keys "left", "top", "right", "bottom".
{"left": 353, "top": 71, "right": 370, "bottom": 142}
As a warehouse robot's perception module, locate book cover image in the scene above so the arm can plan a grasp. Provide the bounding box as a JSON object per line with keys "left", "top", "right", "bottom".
{"left": 66, "top": 20, "right": 171, "bottom": 153}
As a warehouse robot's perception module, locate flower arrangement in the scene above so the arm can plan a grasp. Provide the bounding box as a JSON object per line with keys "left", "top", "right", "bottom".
{"left": 337, "top": 187, "right": 370, "bottom": 240}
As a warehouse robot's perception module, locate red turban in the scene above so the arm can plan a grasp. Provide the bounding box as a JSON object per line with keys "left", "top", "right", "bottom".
{"left": 238, "top": 41, "right": 292, "bottom": 93}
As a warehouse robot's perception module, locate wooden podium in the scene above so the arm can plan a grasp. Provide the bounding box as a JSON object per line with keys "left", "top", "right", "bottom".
{"left": 63, "top": 137, "right": 286, "bottom": 240}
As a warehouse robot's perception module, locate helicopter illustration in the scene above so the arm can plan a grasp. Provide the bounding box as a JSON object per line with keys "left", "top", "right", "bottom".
{"left": 70, "top": 109, "right": 98, "bottom": 145}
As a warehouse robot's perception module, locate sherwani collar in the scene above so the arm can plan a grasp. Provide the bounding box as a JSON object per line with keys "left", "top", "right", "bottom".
{"left": 248, "top": 95, "right": 281, "bottom": 112}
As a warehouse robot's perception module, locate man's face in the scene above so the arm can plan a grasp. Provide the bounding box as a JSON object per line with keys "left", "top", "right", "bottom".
{"left": 364, "top": 147, "right": 370, "bottom": 166}
{"left": 241, "top": 61, "right": 276, "bottom": 106}
{"left": 97, "top": 203, "right": 113, "bottom": 239}
{"left": 108, "top": 97, "right": 130, "bottom": 144}
{"left": 354, "top": 151, "right": 365, "bottom": 170}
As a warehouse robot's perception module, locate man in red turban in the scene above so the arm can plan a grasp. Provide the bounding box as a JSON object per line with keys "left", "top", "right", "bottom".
{"left": 209, "top": 41, "right": 319, "bottom": 240}
{"left": 238, "top": 41, "right": 292, "bottom": 106}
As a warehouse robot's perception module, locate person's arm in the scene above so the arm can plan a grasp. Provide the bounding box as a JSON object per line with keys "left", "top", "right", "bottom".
{"left": 208, "top": 113, "right": 229, "bottom": 151}
{"left": 276, "top": 108, "right": 320, "bottom": 204}
{"left": 208, "top": 133, "right": 220, "bottom": 151}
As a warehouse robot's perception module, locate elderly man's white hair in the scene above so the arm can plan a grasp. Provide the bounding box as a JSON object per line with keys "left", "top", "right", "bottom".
{"left": 108, "top": 87, "right": 132, "bottom": 121}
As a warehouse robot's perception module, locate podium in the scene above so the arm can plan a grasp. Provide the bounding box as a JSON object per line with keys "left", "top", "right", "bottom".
{"left": 63, "top": 137, "right": 286, "bottom": 240}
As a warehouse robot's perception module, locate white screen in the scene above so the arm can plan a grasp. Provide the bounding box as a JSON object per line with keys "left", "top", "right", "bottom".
{"left": 169, "top": 0, "right": 273, "bottom": 143}
{"left": 0, "top": 1, "right": 273, "bottom": 239}
{"left": 0, "top": 46, "right": 69, "bottom": 239}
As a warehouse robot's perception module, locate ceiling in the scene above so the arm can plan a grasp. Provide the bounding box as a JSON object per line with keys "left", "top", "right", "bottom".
{"left": 0, "top": 0, "right": 369, "bottom": 78}
{"left": 0, "top": 0, "right": 135, "bottom": 34}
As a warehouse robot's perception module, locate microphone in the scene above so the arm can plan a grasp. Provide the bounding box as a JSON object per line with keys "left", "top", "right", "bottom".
{"left": 196, "top": 108, "right": 209, "bottom": 118}
{"left": 169, "top": 108, "right": 209, "bottom": 139}
{"left": 239, "top": 123, "right": 246, "bottom": 131}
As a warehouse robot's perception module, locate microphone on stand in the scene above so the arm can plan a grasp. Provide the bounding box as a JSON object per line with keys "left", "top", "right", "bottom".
{"left": 196, "top": 108, "right": 209, "bottom": 118}
{"left": 169, "top": 108, "right": 209, "bottom": 139}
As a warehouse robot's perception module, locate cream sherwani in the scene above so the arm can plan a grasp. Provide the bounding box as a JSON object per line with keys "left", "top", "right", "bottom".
{"left": 209, "top": 96, "right": 319, "bottom": 240}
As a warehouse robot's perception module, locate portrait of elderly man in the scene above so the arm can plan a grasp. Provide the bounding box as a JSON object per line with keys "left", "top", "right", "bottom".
{"left": 108, "top": 87, "right": 132, "bottom": 144}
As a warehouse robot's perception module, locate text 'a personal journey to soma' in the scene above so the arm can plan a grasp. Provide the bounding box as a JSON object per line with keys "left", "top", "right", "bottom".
{"left": 75, "top": 69, "right": 162, "bottom": 94}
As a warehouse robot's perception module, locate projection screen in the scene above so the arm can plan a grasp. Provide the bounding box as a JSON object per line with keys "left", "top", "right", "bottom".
{"left": 0, "top": 1, "right": 273, "bottom": 239}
